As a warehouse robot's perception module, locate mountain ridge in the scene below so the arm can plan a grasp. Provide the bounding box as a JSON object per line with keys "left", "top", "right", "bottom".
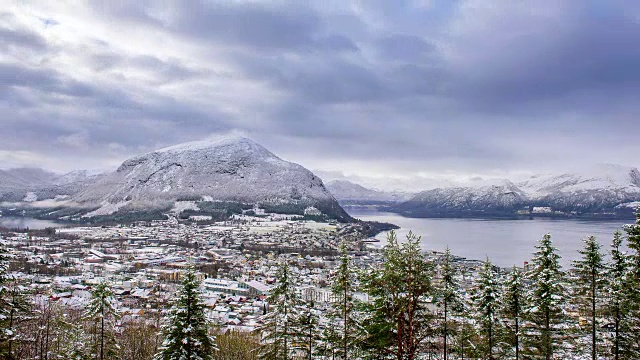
{"left": 1, "top": 136, "right": 352, "bottom": 222}
{"left": 392, "top": 164, "right": 640, "bottom": 219}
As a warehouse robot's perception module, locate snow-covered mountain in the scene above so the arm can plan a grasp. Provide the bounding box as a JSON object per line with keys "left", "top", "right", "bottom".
{"left": 392, "top": 165, "right": 640, "bottom": 219}
{"left": 326, "top": 180, "right": 414, "bottom": 203}
{"left": 518, "top": 164, "right": 640, "bottom": 214}
{"left": 0, "top": 168, "right": 105, "bottom": 203}
{"left": 72, "top": 136, "right": 350, "bottom": 221}
{"left": 394, "top": 179, "right": 529, "bottom": 217}
{"left": 0, "top": 168, "right": 57, "bottom": 202}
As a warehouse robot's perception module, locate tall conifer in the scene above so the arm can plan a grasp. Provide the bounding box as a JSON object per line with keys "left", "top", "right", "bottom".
{"left": 155, "top": 265, "right": 216, "bottom": 360}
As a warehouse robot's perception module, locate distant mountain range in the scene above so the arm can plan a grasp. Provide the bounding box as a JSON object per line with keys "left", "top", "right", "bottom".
{"left": 1, "top": 139, "right": 638, "bottom": 222}
{"left": 0, "top": 136, "right": 351, "bottom": 223}
{"left": 325, "top": 180, "right": 414, "bottom": 204}
{"left": 0, "top": 168, "right": 103, "bottom": 203}
{"left": 392, "top": 164, "right": 640, "bottom": 219}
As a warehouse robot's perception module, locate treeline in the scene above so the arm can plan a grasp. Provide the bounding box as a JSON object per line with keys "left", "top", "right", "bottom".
{"left": 258, "top": 212, "right": 640, "bottom": 359}
{"left": 0, "top": 213, "right": 639, "bottom": 359}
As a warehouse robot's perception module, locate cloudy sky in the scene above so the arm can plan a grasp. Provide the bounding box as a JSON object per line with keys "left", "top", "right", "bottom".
{"left": 2, "top": 0, "right": 639, "bottom": 190}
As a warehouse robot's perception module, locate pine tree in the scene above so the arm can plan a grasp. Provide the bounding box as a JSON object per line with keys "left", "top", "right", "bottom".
{"left": 605, "top": 230, "right": 628, "bottom": 360}
{"left": 571, "top": 235, "right": 604, "bottom": 360}
{"left": 623, "top": 210, "right": 640, "bottom": 357}
{"left": 359, "top": 231, "right": 436, "bottom": 359}
{"left": 437, "top": 247, "right": 464, "bottom": 360}
{"left": 61, "top": 311, "right": 91, "bottom": 360}
{"left": 0, "top": 244, "right": 12, "bottom": 358}
{"left": 500, "top": 266, "right": 524, "bottom": 360}
{"left": 473, "top": 258, "right": 500, "bottom": 359}
{"left": 325, "top": 243, "right": 359, "bottom": 359}
{"left": 524, "top": 233, "right": 568, "bottom": 360}
{"left": 296, "top": 297, "right": 319, "bottom": 360}
{"left": 85, "top": 281, "right": 121, "bottom": 360}
{"left": 257, "top": 261, "right": 302, "bottom": 360}
{"left": 0, "top": 244, "right": 30, "bottom": 359}
{"left": 155, "top": 265, "right": 216, "bottom": 360}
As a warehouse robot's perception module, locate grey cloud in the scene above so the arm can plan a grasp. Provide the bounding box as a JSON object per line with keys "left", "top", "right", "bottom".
{"left": 0, "top": 26, "right": 49, "bottom": 52}
{"left": 375, "top": 34, "right": 435, "bottom": 62}
{"left": 0, "top": 63, "right": 96, "bottom": 98}
{"left": 444, "top": 3, "right": 640, "bottom": 116}
{"left": 1, "top": 1, "right": 639, "bottom": 176}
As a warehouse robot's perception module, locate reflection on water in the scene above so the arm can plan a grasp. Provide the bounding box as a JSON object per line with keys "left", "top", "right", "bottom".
{"left": 0, "top": 217, "right": 63, "bottom": 230}
{"left": 348, "top": 209, "right": 630, "bottom": 267}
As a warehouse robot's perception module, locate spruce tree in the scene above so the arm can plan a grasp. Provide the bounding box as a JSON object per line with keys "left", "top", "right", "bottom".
{"left": 296, "top": 297, "right": 319, "bottom": 360}
{"left": 571, "top": 235, "right": 604, "bottom": 360}
{"left": 155, "top": 265, "right": 216, "bottom": 360}
{"left": 606, "top": 230, "right": 628, "bottom": 360}
{"left": 437, "top": 247, "right": 464, "bottom": 360}
{"left": 0, "top": 244, "right": 12, "bottom": 358}
{"left": 85, "top": 281, "right": 121, "bottom": 360}
{"left": 359, "top": 231, "right": 436, "bottom": 359}
{"left": 473, "top": 258, "right": 500, "bottom": 359}
{"left": 257, "top": 261, "right": 302, "bottom": 360}
{"left": 500, "top": 266, "right": 524, "bottom": 360}
{"left": 623, "top": 210, "right": 640, "bottom": 357}
{"left": 326, "top": 243, "right": 359, "bottom": 359}
{"left": 53, "top": 309, "right": 91, "bottom": 360}
{"left": 0, "top": 245, "right": 30, "bottom": 359}
{"left": 524, "top": 233, "right": 568, "bottom": 360}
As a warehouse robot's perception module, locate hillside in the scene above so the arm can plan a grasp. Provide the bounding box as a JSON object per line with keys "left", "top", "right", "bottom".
{"left": 392, "top": 165, "right": 640, "bottom": 219}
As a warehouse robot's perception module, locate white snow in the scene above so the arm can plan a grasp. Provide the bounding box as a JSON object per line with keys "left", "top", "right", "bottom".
{"left": 83, "top": 202, "right": 129, "bottom": 217}
{"left": 23, "top": 192, "right": 37, "bottom": 202}
{"left": 73, "top": 136, "right": 336, "bottom": 210}
{"left": 171, "top": 201, "right": 200, "bottom": 214}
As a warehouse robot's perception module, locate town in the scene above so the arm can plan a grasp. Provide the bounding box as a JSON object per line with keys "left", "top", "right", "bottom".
{"left": 1, "top": 211, "right": 486, "bottom": 333}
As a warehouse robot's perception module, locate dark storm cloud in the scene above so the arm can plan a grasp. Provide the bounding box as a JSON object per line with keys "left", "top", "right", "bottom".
{"left": 1, "top": 0, "right": 639, "bottom": 177}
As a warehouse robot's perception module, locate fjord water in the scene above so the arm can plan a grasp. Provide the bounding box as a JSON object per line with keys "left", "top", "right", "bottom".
{"left": 348, "top": 209, "right": 630, "bottom": 267}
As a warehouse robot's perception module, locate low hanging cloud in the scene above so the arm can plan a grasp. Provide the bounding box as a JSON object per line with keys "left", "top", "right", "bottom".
{"left": 1, "top": 1, "right": 639, "bottom": 188}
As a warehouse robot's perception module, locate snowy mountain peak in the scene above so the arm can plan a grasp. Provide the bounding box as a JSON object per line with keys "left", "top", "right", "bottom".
{"left": 74, "top": 137, "right": 351, "bottom": 221}
{"left": 393, "top": 163, "right": 640, "bottom": 218}
{"left": 518, "top": 164, "right": 640, "bottom": 196}
{"left": 154, "top": 135, "right": 273, "bottom": 158}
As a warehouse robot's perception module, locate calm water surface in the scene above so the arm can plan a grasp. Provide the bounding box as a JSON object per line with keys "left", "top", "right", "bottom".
{"left": 348, "top": 209, "right": 631, "bottom": 267}
{"left": 0, "top": 217, "right": 63, "bottom": 230}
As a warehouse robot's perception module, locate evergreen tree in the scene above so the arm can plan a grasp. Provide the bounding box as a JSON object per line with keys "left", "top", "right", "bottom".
{"left": 325, "top": 243, "right": 359, "bottom": 359}
{"left": 85, "top": 281, "right": 121, "bottom": 360}
{"left": 571, "top": 235, "right": 604, "bottom": 360}
{"left": 623, "top": 211, "right": 640, "bottom": 357}
{"left": 524, "top": 233, "right": 568, "bottom": 360}
{"left": 436, "top": 247, "right": 464, "bottom": 360}
{"left": 452, "top": 315, "right": 479, "bottom": 360}
{"left": 257, "top": 261, "right": 302, "bottom": 360}
{"left": 605, "top": 230, "right": 628, "bottom": 360}
{"left": 500, "top": 266, "right": 524, "bottom": 360}
{"left": 155, "top": 265, "right": 216, "bottom": 360}
{"left": 296, "top": 297, "right": 319, "bottom": 360}
{"left": 4, "top": 279, "right": 30, "bottom": 358}
{"left": 0, "top": 244, "right": 12, "bottom": 358}
{"left": 0, "top": 245, "right": 30, "bottom": 360}
{"left": 60, "top": 311, "right": 91, "bottom": 360}
{"left": 473, "top": 258, "right": 500, "bottom": 359}
{"left": 359, "top": 230, "right": 436, "bottom": 359}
